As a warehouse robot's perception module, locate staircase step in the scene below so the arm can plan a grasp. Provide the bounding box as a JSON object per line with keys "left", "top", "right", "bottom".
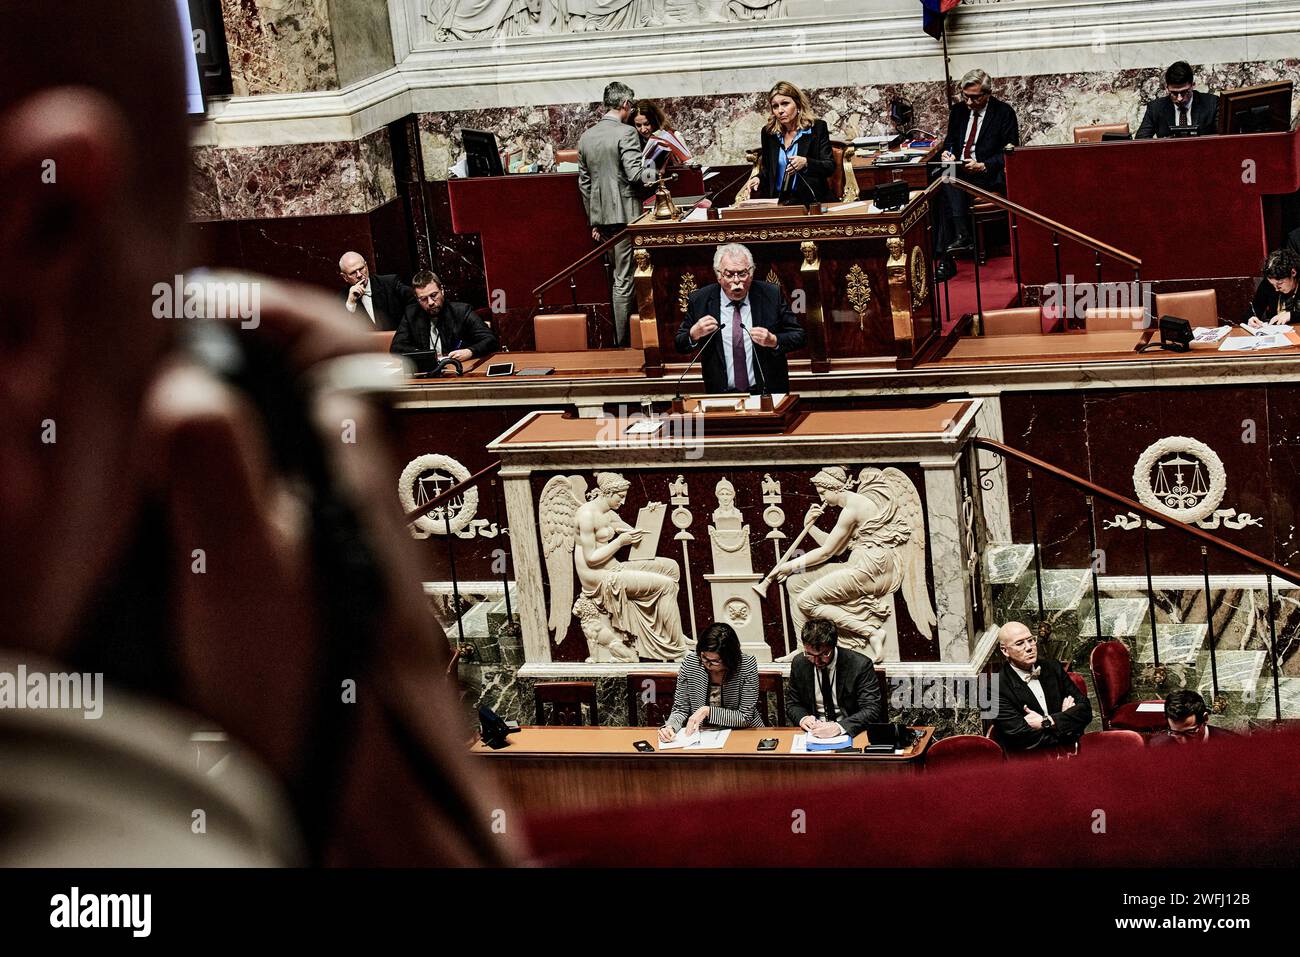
{"left": 1015, "top": 567, "right": 1092, "bottom": 612}
{"left": 1098, "top": 598, "right": 1151, "bottom": 638}
{"left": 1196, "top": 650, "right": 1267, "bottom": 694}
{"left": 1253, "top": 676, "right": 1300, "bottom": 719}
{"left": 984, "top": 543, "right": 1035, "bottom": 585}
{"left": 1137, "top": 623, "right": 1207, "bottom": 665}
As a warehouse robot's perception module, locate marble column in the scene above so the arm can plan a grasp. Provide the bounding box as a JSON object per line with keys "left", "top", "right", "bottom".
{"left": 923, "top": 462, "right": 976, "bottom": 664}
{"left": 500, "top": 468, "right": 551, "bottom": 664}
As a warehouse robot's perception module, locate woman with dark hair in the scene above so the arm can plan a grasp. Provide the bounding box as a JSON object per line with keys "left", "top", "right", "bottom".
{"left": 1245, "top": 249, "right": 1300, "bottom": 325}
{"left": 744, "top": 80, "right": 835, "bottom": 204}
{"left": 658, "top": 623, "right": 763, "bottom": 741}
{"left": 632, "top": 99, "right": 692, "bottom": 168}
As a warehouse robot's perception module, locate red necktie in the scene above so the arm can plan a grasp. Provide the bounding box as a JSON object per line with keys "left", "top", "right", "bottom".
{"left": 963, "top": 109, "right": 982, "bottom": 160}
{"left": 731, "top": 301, "right": 749, "bottom": 393}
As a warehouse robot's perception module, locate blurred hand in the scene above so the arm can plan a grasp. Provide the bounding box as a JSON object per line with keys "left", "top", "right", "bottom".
{"left": 799, "top": 715, "right": 818, "bottom": 733}
{"left": 1270, "top": 311, "right": 1291, "bottom": 325}
{"left": 591, "top": 227, "right": 602, "bottom": 243}
{"left": 964, "top": 160, "right": 986, "bottom": 173}
{"left": 787, "top": 155, "right": 808, "bottom": 172}
{"left": 347, "top": 281, "right": 366, "bottom": 304}
{"left": 685, "top": 706, "right": 709, "bottom": 736}
{"left": 1022, "top": 706, "right": 1045, "bottom": 730}
{"left": 749, "top": 326, "right": 777, "bottom": 348}
{"left": 812, "top": 722, "right": 845, "bottom": 739}
{"left": 448, "top": 348, "right": 473, "bottom": 363}
{"left": 658, "top": 725, "right": 676, "bottom": 743}
{"left": 1062, "top": 696, "right": 1076, "bottom": 711}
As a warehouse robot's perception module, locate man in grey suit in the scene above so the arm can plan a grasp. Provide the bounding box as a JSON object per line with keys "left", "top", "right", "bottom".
{"left": 787, "top": 620, "right": 885, "bottom": 739}
{"left": 578, "top": 81, "right": 656, "bottom": 345}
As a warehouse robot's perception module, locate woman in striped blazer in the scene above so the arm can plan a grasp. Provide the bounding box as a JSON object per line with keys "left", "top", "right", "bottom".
{"left": 658, "top": 623, "right": 764, "bottom": 742}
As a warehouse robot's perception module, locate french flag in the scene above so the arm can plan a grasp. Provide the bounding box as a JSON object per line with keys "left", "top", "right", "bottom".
{"left": 922, "top": 0, "right": 963, "bottom": 39}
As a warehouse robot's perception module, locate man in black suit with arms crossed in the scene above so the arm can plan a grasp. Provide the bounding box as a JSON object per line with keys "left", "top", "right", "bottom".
{"left": 675, "top": 242, "right": 805, "bottom": 394}
{"left": 338, "top": 250, "right": 413, "bottom": 332}
{"left": 993, "top": 621, "right": 1092, "bottom": 755}
{"left": 787, "top": 620, "right": 884, "bottom": 740}
{"left": 1135, "top": 61, "right": 1219, "bottom": 139}
{"left": 391, "top": 270, "right": 499, "bottom": 364}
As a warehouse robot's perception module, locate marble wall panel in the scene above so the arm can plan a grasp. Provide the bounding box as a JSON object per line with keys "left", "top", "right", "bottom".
{"left": 191, "top": 130, "right": 397, "bottom": 222}
{"left": 220, "top": 0, "right": 339, "bottom": 96}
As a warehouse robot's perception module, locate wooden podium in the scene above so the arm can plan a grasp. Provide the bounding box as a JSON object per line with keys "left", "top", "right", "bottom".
{"left": 668, "top": 393, "right": 802, "bottom": 433}
{"left": 623, "top": 192, "right": 943, "bottom": 370}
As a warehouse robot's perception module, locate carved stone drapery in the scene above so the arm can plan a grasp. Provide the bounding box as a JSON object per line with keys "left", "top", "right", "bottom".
{"left": 425, "top": 0, "right": 789, "bottom": 42}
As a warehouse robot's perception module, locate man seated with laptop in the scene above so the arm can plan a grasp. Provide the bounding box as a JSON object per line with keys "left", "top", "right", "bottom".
{"left": 390, "top": 270, "right": 499, "bottom": 373}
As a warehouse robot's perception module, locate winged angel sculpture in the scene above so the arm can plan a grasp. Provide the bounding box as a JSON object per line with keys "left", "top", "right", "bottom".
{"left": 770, "top": 466, "right": 935, "bottom": 660}
{"left": 540, "top": 472, "right": 687, "bottom": 662}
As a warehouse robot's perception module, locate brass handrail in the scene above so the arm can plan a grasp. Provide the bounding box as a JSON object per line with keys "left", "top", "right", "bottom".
{"left": 404, "top": 461, "right": 502, "bottom": 525}
{"left": 922, "top": 175, "right": 1141, "bottom": 269}
{"left": 973, "top": 438, "right": 1299, "bottom": 585}
{"left": 532, "top": 229, "right": 626, "bottom": 303}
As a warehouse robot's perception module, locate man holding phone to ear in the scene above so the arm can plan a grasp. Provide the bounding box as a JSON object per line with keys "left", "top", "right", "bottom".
{"left": 391, "top": 269, "right": 499, "bottom": 362}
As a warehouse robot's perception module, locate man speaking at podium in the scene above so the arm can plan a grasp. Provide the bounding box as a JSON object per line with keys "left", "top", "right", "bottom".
{"left": 675, "top": 243, "right": 805, "bottom": 394}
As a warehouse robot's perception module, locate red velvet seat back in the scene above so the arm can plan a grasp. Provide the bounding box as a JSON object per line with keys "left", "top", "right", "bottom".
{"left": 925, "top": 734, "right": 1004, "bottom": 771}
{"left": 1090, "top": 640, "right": 1132, "bottom": 729}
{"left": 1079, "top": 729, "right": 1145, "bottom": 758}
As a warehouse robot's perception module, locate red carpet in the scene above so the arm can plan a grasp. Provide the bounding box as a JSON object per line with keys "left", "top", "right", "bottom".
{"left": 939, "top": 252, "right": 1019, "bottom": 329}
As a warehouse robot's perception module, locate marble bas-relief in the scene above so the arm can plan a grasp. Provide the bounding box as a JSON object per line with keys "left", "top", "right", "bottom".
{"left": 770, "top": 466, "right": 935, "bottom": 661}
{"left": 540, "top": 471, "right": 687, "bottom": 662}
{"left": 424, "top": 0, "right": 787, "bottom": 41}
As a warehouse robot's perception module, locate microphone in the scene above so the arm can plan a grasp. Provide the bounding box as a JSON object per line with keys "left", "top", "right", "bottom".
{"left": 672, "top": 319, "right": 727, "bottom": 409}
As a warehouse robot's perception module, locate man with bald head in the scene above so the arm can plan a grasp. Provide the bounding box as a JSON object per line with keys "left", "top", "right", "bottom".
{"left": 992, "top": 621, "right": 1092, "bottom": 755}
{"left": 339, "top": 251, "right": 412, "bottom": 332}
{"left": 0, "top": 0, "right": 516, "bottom": 865}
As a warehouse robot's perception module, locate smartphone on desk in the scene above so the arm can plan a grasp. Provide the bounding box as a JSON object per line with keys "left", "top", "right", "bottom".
{"left": 633, "top": 740, "right": 655, "bottom": 752}
{"left": 757, "top": 738, "right": 778, "bottom": 751}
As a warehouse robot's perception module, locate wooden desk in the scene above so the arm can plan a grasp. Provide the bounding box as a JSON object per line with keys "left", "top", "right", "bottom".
{"left": 473, "top": 726, "right": 934, "bottom": 813}
{"left": 938, "top": 327, "right": 1300, "bottom": 366}
{"left": 852, "top": 142, "right": 941, "bottom": 192}
{"left": 463, "top": 349, "right": 647, "bottom": 378}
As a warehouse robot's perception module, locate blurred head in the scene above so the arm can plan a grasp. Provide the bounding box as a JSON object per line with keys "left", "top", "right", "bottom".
{"left": 998, "top": 621, "right": 1038, "bottom": 670}
{"left": 800, "top": 619, "right": 838, "bottom": 669}
{"left": 0, "top": 0, "right": 191, "bottom": 654}
{"left": 697, "top": 623, "right": 741, "bottom": 678}
{"left": 713, "top": 243, "right": 755, "bottom": 302}
{"left": 766, "top": 81, "right": 814, "bottom": 133}
{"left": 1164, "top": 689, "right": 1210, "bottom": 738}
{"left": 1165, "top": 61, "right": 1195, "bottom": 101}
{"left": 633, "top": 100, "right": 667, "bottom": 140}
{"left": 412, "top": 269, "right": 445, "bottom": 316}
{"left": 603, "top": 81, "right": 636, "bottom": 121}
{"left": 339, "top": 252, "right": 369, "bottom": 287}
{"left": 959, "top": 69, "right": 992, "bottom": 109}
{"left": 1262, "top": 249, "right": 1299, "bottom": 294}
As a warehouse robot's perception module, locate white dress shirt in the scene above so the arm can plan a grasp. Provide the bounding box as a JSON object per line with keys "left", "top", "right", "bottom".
{"left": 961, "top": 108, "right": 986, "bottom": 162}
{"left": 718, "top": 289, "right": 755, "bottom": 392}
{"left": 811, "top": 649, "right": 839, "bottom": 721}
{"left": 1010, "top": 662, "right": 1049, "bottom": 714}
{"left": 345, "top": 279, "right": 376, "bottom": 324}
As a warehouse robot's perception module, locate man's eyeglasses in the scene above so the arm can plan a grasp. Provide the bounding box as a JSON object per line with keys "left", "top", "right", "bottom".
{"left": 1005, "top": 636, "right": 1037, "bottom": 650}
{"left": 1165, "top": 725, "right": 1201, "bottom": 738}
{"left": 720, "top": 269, "right": 753, "bottom": 280}
{"left": 1168, "top": 86, "right": 1194, "bottom": 100}
{"left": 962, "top": 91, "right": 989, "bottom": 102}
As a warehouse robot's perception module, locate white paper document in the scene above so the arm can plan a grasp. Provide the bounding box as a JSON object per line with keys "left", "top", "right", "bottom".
{"left": 1192, "top": 325, "right": 1231, "bottom": 343}
{"left": 791, "top": 733, "right": 850, "bottom": 752}
{"left": 1239, "top": 322, "right": 1285, "bottom": 336}
{"left": 659, "top": 729, "right": 731, "bottom": 751}
{"left": 623, "top": 418, "right": 665, "bottom": 435}
{"left": 1220, "top": 334, "right": 1291, "bottom": 351}
{"left": 1136, "top": 702, "right": 1166, "bottom": 713}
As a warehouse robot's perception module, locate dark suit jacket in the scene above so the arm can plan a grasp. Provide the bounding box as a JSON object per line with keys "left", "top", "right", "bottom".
{"left": 340, "top": 273, "right": 411, "bottom": 333}
{"left": 756, "top": 119, "right": 836, "bottom": 203}
{"left": 943, "top": 97, "right": 1020, "bottom": 188}
{"left": 674, "top": 281, "right": 805, "bottom": 394}
{"left": 1148, "top": 725, "right": 1235, "bottom": 748}
{"left": 787, "top": 647, "right": 884, "bottom": 739}
{"left": 994, "top": 658, "right": 1092, "bottom": 753}
{"left": 1245, "top": 277, "right": 1299, "bottom": 324}
{"left": 1135, "top": 90, "right": 1219, "bottom": 139}
{"left": 390, "top": 300, "right": 499, "bottom": 357}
